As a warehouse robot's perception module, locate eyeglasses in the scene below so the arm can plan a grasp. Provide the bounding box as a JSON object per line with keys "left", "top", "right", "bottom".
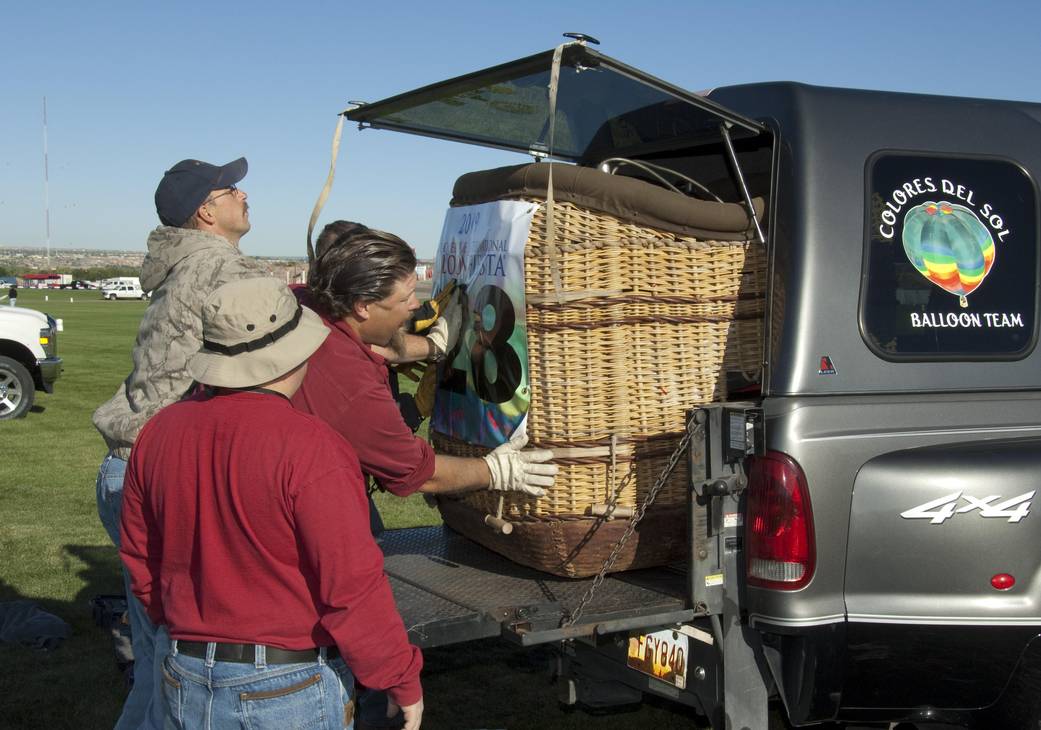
{"left": 203, "top": 185, "right": 238, "bottom": 205}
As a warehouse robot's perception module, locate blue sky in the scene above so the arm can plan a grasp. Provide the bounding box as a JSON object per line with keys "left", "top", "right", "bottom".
{"left": 3, "top": 0, "right": 1040, "bottom": 259}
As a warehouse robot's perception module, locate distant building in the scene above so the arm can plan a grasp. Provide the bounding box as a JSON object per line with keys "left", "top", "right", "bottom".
{"left": 415, "top": 261, "right": 434, "bottom": 280}
{"left": 18, "top": 273, "right": 70, "bottom": 288}
{"left": 280, "top": 265, "right": 308, "bottom": 285}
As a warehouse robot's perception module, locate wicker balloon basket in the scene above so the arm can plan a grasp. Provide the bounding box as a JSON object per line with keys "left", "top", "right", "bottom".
{"left": 433, "top": 163, "right": 766, "bottom": 578}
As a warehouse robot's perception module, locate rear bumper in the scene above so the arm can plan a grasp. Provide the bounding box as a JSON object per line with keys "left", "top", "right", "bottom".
{"left": 755, "top": 618, "right": 1037, "bottom": 726}
{"left": 36, "top": 356, "right": 62, "bottom": 392}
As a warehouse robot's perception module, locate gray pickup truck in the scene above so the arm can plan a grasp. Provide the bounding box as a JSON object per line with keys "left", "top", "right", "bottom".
{"left": 344, "top": 39, "right": 1041, "bottom": 729}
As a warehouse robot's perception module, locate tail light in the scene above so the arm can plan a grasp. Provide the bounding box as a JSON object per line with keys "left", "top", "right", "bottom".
{"left": 746, "top": 451, "right": 815, "bottom": 590}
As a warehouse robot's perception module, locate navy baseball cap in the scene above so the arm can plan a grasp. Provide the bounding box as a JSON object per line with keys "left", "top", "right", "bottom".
{"left": 154, "top": 157, "right": 248, "bottom": 227}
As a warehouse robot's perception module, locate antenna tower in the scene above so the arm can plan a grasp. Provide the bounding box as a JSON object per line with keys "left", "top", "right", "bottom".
{"left": 43, "top": 97, "right": 51, "bottom": 267}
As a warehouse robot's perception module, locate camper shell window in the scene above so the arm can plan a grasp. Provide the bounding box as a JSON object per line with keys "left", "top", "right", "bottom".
{"left": 347, "top": 44, "right": 763, "bottom": 162}
{"left": 861, "top": 152, "right": 1039, "bottom": 360}
{"left": 347, "top": 43, "right": 772, "bottom": 226}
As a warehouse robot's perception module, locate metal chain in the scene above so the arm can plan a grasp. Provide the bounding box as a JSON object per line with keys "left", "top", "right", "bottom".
{"left": 562, "top": 417, "right": 704, "bottom": 628}
{"left": 553, "top": 459, "right": 638, "bottom": 571}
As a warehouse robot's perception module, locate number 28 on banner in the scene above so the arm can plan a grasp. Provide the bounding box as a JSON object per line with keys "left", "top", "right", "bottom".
{"left": 439, "top": 284, "right": 524, "bottom": 404}
{"left": 431, "top": 199, "right": 536, "bottom": 446}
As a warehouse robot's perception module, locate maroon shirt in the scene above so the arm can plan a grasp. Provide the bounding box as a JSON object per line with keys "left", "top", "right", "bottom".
{"left": 290, "top": 286, "right": 435, "bottom": 495}
{"left": 119, "top": 390, "right": 423, "bottom": 706}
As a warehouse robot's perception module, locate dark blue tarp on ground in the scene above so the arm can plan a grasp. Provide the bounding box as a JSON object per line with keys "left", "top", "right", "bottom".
{"left": 0, "top": 600, "right": 71, "bottom": 651}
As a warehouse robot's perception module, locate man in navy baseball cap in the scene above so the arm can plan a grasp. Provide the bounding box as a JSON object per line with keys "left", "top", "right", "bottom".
{"left": 154, "top": 157, "right": 249, "bottom": 232}
{"left": 94, "top": 155, "right": 265, "bottom": 729}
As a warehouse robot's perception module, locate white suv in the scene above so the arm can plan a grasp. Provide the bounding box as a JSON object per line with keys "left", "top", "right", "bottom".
{"left": 101, "top": 283, "right": 148, "bottom": 300}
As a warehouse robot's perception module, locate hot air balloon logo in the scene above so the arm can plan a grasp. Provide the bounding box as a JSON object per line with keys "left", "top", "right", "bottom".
{"left": 901, "top": 201, "right": 995, "bottom": 308}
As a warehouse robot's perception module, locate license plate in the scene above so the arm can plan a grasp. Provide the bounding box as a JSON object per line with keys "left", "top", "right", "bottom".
{"left": 626, "top": 628, "right": 688, "bottom": 689}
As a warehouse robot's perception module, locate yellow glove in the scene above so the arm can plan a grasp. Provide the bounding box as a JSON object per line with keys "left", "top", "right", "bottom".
{"left": 395, "top": 280, "right": 463, "bottom": 418}
{"left": 410, "top": 281, "right": 458, "bottom": 335}
{"left": 425, "top": 288, "right": 463, "bottom": 360}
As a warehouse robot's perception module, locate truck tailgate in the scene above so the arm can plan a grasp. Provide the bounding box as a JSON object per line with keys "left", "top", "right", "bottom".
{"left": 382, "top": 526, "right": 692, "bottom": 649}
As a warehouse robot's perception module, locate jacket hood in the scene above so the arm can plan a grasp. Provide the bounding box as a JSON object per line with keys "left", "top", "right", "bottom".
{"left": 140, "top": 227, "right": 239, "bottom": 291}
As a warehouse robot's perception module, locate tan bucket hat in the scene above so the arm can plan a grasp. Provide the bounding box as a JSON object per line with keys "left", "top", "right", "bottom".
{"left": 188, "top": 278, "right": 329, "bottom": 388}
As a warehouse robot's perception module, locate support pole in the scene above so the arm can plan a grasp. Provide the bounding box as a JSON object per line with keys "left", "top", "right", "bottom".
{"left": 719, "top": 122, "right": 766, "bottom": 246}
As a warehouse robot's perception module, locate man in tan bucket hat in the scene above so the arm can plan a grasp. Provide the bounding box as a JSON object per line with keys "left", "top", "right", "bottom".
{"left": 119, "top": 278, "right": 424, "bottom": 730}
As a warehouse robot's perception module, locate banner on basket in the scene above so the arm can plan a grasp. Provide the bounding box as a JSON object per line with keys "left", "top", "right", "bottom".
{"left": 432, "top": 200, "right": 536, "bottom": 447}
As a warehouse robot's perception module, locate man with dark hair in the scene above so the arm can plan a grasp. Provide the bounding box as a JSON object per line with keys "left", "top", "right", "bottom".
{"left": 296, "top": 221, "right": 556, "bottom": 500}
{"left": 293, "top": 221, "right": 557, "bottom": 729}
{"left": 120, "top": 278, "right": 423, "bottom": 730}
{"left": 92, "top": 157, "right": 268, "bottom": 729}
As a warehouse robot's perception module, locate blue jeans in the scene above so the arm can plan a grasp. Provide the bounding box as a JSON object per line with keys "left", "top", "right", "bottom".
{"left": 97, "top": 452, "right": 167, "bottom": 730}
{"left": 163, "top": 641, "right": 354, "bottom": 729}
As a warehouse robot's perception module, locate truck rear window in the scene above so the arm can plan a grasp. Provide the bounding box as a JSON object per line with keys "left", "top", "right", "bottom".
{"left": 861, "top": 153, "right": 1038, "bottom": 359}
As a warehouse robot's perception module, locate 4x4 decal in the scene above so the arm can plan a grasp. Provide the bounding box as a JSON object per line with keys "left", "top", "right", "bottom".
{"left": 900, "top": 490, "right": 1035, "bottom": 524}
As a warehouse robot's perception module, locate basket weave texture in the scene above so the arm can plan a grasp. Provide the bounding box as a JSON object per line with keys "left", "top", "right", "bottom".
{"left": 434, "top": 185, "right": 765, "bottom": 577}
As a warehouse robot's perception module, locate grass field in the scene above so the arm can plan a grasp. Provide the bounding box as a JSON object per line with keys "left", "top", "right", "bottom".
{"left": 0, "top": 287, "right": 716, "bottom": 729}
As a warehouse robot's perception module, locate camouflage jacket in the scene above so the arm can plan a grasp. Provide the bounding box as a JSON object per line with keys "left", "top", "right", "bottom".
{"left": 92, "top": 227, "right": 269, "bottom": 458}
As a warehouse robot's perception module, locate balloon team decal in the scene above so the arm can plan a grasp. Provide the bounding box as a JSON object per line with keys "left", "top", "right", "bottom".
{"left": 878, "top": 175, "right": 1011, "bottom": 313}
{"left": 431, "top": 201, "right": 537, "bottom": 447}
{"left": 866, "top": 155, "right": 1037, "bottom": 357}
{"left": 901, "top": 201, "right": 994, "bottom": 308}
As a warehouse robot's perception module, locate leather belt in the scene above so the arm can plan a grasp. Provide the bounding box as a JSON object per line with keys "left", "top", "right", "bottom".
{"left": 177, "top": 641, "right": 339, "bottom": 664}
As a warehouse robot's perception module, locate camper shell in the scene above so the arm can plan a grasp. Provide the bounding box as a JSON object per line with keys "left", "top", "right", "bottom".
{"left": 346, "top": 41, "right": 1041, "bottom": 728}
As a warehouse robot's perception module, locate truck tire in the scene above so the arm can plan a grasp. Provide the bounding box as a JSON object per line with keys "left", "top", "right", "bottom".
{"left": 0, "top": 356, "right": 34, "bottom": 419}
{"left": 108, "top": 293, "right": 116, "bottom": 301}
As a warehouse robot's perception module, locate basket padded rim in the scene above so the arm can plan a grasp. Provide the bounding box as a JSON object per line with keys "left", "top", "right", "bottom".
{"left": 451, "top": 163, "right": 764, "bottom": 241}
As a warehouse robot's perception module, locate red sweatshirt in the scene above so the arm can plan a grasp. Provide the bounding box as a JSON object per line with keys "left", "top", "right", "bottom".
{"left": 290, "top": 286, "right": 435, "bottom": 495}
{"left": 119, "top": 390, "right": 422, "bottom": 705}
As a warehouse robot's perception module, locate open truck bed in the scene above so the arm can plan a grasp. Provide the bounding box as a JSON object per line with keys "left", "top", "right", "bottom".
{"left": 382, "top": 526, "right": 693, "bottom": 649}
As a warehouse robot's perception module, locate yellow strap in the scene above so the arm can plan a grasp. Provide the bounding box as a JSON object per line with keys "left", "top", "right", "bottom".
{"left": 545, "top": 44, "right": 565, "bottom": 303}
{"left": 306, "top": 112, "right": 347, "bottom": 263}
{"left": 414, "top": 364, "right": 438, "bottom": 417}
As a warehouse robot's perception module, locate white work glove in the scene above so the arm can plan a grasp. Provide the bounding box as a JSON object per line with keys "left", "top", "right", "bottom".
{"left": 426, "top": 288, "right": 463, "bottom": 360}
{"left": 386, "top": 697, "right": 424, "bottom": 730}
{"left": 483, "top": 432, "right": 557, "bottom": 497}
